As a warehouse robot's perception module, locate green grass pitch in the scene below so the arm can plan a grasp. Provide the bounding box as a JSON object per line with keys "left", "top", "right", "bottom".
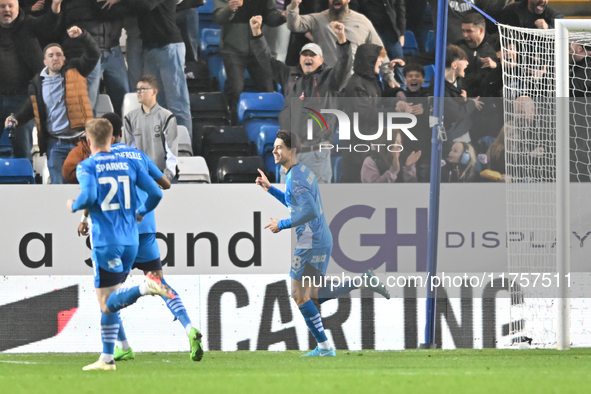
{"left": 1, "top": 349, "right": 591, "bottom": 394}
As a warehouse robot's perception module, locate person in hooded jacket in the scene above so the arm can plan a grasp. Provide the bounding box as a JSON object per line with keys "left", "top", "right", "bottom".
{"left": 250, "top": 14, "right": 352, "bottom": 183}
{"left": 339, "top": 43, "right": 383, "bottom": 183}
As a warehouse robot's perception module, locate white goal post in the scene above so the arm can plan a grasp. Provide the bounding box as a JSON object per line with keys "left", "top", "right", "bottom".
{"left": 499, "top": 19, "right": 591, "bottom": 350}
{"left": 555, "top": 19, "right": 591, "bottom": 350}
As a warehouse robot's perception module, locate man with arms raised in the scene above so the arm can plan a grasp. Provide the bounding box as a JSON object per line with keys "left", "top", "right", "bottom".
{"left": 286, "top": 0, "right": 399, "bottom": 88}
{"left": 250, "top": 15, "right": 351, "bottom": 183}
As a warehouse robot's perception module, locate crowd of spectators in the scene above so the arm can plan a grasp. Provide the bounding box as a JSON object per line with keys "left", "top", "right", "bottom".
{"left": 0, "top": 0, "right": 589, "bottom": 185}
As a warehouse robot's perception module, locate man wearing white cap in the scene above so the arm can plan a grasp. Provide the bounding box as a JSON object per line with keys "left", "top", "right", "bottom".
{"left": 250, "top": 15, "right": 352, "bottom": 183}
{"left": 286, "top": 0, "right": 399, "bottom": 88}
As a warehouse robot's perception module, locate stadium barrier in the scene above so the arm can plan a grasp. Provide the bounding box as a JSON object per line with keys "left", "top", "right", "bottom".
{"left": 1, "top": 184, "right": 590, "bottom": 351}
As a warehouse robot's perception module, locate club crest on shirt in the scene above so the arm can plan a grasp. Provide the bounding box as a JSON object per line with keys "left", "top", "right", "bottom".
{"left": 154, "top": 125, "right": 162, "bottom": 138}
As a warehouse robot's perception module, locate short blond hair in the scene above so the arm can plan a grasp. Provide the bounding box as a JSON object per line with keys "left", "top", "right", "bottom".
{"left": 86, "top": 118, "right": 113, "bottom": 146}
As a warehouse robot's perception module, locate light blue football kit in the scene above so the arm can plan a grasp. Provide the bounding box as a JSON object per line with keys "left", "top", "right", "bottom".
{"left": 110, "top": 143, "right": 195, "bottom": 342}
{"left": 72, "top": 151, "right": 162, "bottom": 288}
{"left": 71, "top": 150, "right": 163, "bottom": 362}
{"left": 267, "top": 163, "right": 333, "bottom": 280}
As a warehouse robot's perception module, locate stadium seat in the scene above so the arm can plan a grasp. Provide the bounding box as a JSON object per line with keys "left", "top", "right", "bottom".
{"left": 189, "top": 93, "right": 232, "bottom": 155}
{"left": 178, "top": 156, "right": 211, "bottom": 183}
{"left": 199, "top": 0, "right": 214, "bottom": 18}
{"left": 201, "top": 126, "right": 252, "bottom": 182}
{"left": 0, "top": 128, "right": 12, "bottom": 157}
{"left": 424, "top": 65, "right": 435, "bottom": 87}
{"left": 200, "top": 29, "right": 224, "bottom": 80}
{"left": 244, "top": 118, "right": 280, "bottom": 144}
{"left": 237, "top": 92, "right": 284, "bottom": 124}
{"left": 189, "top": 92, "right": 229, "bottom": 115}
{"left": 258, "top": 125, "right": 279, "bottom": 179}
{"left": 403, "top": 30, "right": 419, "bottom": 55}
{"left": 185, "top": 60, "right": 217, "bottom": 93}
{"left": 200, "top": 28, "right": 220, "bottom": 57}
{"left": 208, "top": 53, "right": 224, "bottom": 81}
{"left": 96, "top": 94, "right": 114, "bottom": 117}
{"left": 177, "top": 125, "right": 193, "bottom": 157}
{"left": 257, "top": 124, "right": 279, "bottom": 156}
{"left": 122, "top": 93, "right": 140, "bottom": 117}
{"left": 217, "top": 156, "right": 265, "bottom": 183}
{"left": 426, "top": 30, "right": 435, "bottom": 52}
{"left": 0, "top": 158, "right": 35, "bottom": 184}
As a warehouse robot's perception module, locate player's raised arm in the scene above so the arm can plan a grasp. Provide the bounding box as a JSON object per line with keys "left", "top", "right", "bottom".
{"left": 257, "top": 168, "right": 288, "bottom": 206}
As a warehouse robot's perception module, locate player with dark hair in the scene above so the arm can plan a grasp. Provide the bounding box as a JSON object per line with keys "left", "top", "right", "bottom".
{"left": 256, "top": 130, "right": 390, "bottom": 357}
{"left": 66, "top": 118, "right": 171, "bottom": 371}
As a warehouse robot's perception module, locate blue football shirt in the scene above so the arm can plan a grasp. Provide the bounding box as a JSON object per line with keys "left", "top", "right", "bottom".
{"left": 111, "top": 143, "right": 164, "bottom": 235}
{"left": 72, "top": 151, "right": 162, "bottom": 247}
{"left": 268, "top": 163, "right": 333, "bottom": 249}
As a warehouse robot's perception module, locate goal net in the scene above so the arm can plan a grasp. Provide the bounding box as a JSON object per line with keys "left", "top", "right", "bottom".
{"left": 499, "top": 21, "right": 591, "bottom": 349}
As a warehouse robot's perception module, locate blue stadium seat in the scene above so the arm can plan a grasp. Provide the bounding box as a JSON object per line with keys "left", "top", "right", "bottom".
{"left": 199, "top": 0, "right": 214, "bottom": 15}
{"left": 0, "top": 129, "right": 12, "bottom": 157}
{"left": 259, "top": 125, "right": 279, "bottom": 178}
{"left": 200, "top": 28, "right": 220, "bottom": 57}
{"left": 263, "top": 151, "right": 275, "bottom": 176}
{"left": 0, "top": 158, "right": 35, "bottom": 184}
{"left": 426, "top": 30, "right": 435, "bottom": 53}
{"left": 257, "top": 125, "right": 279, "bottom": 156}
{"left": 237, "top": 92, "right": 284, "bottom": 124}
{"left": 218, "top": 66, "right": 227, "bottom": 92}
{"left": 423, "top": 65, "right": 435, "bottom": 87}
{"left": 244, "top": 118, "right": 280, "bottom": 144}
{"left": 208, "top": 53, "right": 223, "bottom": 80}
{"left": 403, "top": 30, "right": 419, "bottom": 55}
{"left": 198, "top": 0, "right": 219, "bottom": 39}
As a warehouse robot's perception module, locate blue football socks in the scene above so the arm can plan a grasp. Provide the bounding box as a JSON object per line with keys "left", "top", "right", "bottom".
{"left": 318, "top": 280, "right": 358, "bottom": 304}
{"left": 106, "top": 286, "right": 141, "bottom": 313}
{"left": 160, "top": 278, "right": 191, "bottom": 328}
{"left": 299, "top": 300, "right": 328, "bottom": 344}
{"left": 101, "top": 311, "right": 119, "bottom": 356}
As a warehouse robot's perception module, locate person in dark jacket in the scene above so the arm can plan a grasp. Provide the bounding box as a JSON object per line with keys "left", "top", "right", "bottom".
{"left": 390, "top": 63, "right": 431, "bottom": 181}
{"left": 250, "top": 14, "right": 352, "bottom": 183}
{"left": 405, "top": 13, "right": 498, "bottom": 98}
{"left": 60, "top": 0, "right": 128, "bottom": 117}
{"left": 340, "top": 43, "right": 383, "bottom": 183}
{"left": 498, "top": 0, "right": 563, "bottom": 29}
{"left": 0, "top": 0, "right": 62, "bottom": 160}
{"left": 428, "top": 0, "right": 506, "bottom": 44}
{"left": 456, "top": 13, "right": 498, "bottom": 98}
{"left": 214, "top": 0, "right": 285, "bottom": 123}
{"left": 442, "top": 141, "right": 479, "bottom": 182}
{"left": 101, "top": 0, "right": 194, "bottom": 138}
{"left": 440, "top": 45, "right": 483, "bottom": 142}
{"left": 7, "top": 26, "right": 100, "bottom": 184}
{"left": 356, "top": 0, "right": 405, "bottom": 83}
{"left": 58, "top": 2, "right": 126, "bottom": 116}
